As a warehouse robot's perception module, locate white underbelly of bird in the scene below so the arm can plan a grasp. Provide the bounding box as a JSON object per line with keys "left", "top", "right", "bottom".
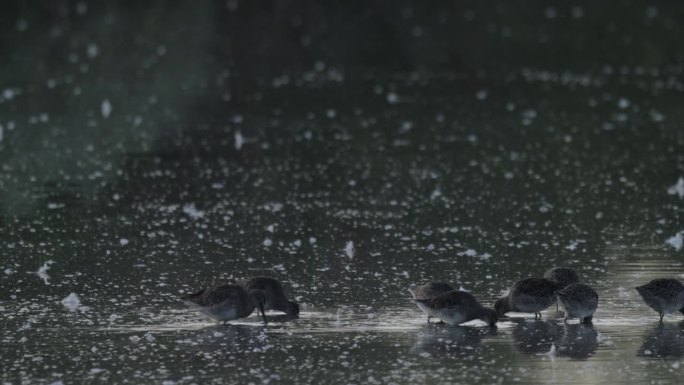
{"left": 198, "top": 305, "right": 238, "bottom": 321}
{"left": 432, "top": 308, "right": 469, "bottom": 325}
{"left": 416, "top": 302, "right": 442, "bottom": 319}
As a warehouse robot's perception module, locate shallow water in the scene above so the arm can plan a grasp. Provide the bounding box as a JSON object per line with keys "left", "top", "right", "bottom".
{"left": 2, "top": 1, "right": 684, "bottom": 384}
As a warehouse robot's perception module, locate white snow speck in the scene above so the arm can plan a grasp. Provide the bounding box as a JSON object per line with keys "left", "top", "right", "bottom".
{"left": 3, "top": 88, "right": 15, "bottom": 100}
{"left": 650, "top": 110, "right": 665, "bottom": 122}
{"left": 667, "top": 177, "right": 684, "bottom": 198}
{"left": 235, "top": 131, "right": 245, "bottom": 150}
{"left": 75, "top": 2, "right": 87, "bottom": 15}
{"left": 87, "top": 43, "right": 98, "bottom": 58}
{"left": 182, "top": 204, "right": 205, "bottom": 219}
{"left": 62, "top": 293, "right": 81, "bottom": 312}
{"left": 458, "top": 249, "right": 492, "bottom": 260}
{"left": 616, "top": 286, "right": 630, "bottom": 299}
{"left": 666, "top": 232, "right": 683, "bottom": 251}
{"left": 119, "top": 238, "right": 129, "bottom": 246}
{"left": 263, "top": 238, "right": 273, "bottom": 247}
{"left": 618, "top": 98, "right": 630, "bottom": 109}
{"left": 101, "top": 99, "right": 112, "bottom": 118}
{"left": 344, "top": 241, "right": 355, "bottom": 259}
{"left": 386, "top": 92, "right": 399, "bottom": 104}
{"left": 264, "top": 202, "right": 284, "bottom": 212}
{"left": 36, "top": 260, "right": 54, "bottom": 284}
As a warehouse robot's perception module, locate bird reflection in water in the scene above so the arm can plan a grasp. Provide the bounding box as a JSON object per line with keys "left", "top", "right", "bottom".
{"left": 410, "top": 324, "right": 492, "bottom": 358}
{"left": 177, "top": 323, "right": 272, "bottom": 358}
{"left": 638, "top": 322, "right": 684, "bottom": 358}
{"left": 556, "top": 323, "right": 598, "bottom": 359}
{"left": 511, "top": 319, "right": 563, "bottom": 355}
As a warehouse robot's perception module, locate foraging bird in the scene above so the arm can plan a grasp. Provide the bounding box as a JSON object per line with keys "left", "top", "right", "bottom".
{"left": 636, "top": 278, "right": 684, "bottom": 322}
{"left": 544, "top": 267, "right": 579, "bottom": 287}
{"left": 556, "top": 283, "right": 598, "bottom": 324}
{"left": 544, "top": 267, "right": 580, "bottom": 311}
{"left": 244, "top": 276, "right": 300, "bottom": 316}
{"left": 183, "top": 284, "right": 267, "bottom": 323}
{"left": 494, "top": 278, "right": 565, "bottom": 318}
{"left": 413, "top": 290, "right": 498, "bottom": 327}
{"left": 408, "top": 282, "right": 455, "bottom": 323}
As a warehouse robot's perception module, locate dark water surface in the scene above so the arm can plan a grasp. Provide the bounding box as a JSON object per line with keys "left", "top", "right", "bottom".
{"left": 2, "top": 1, "right": 684, "bottom": 384}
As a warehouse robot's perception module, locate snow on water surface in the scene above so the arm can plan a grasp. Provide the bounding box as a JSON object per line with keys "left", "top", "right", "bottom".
{"left": 667, "top": 178, "right": 684, "bottom": 198}
{"left": 344, "top": 241, "right": 355, "bottom": 259}
{"left": 62, "top": 293, "right": 81, "bottom": 312}
{"left": 101, "top": 99, "right": 112, "bottom": 118}
{"left": 35, "top": 260, "right": 54, "bottom": 284}
{"left": 665, "top": 232, "right": 683, "bottom": 251}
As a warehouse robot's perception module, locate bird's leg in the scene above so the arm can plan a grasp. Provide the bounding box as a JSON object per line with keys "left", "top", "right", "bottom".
{"left": 259, "top": 302, "right": 268, "bottom": 324}
{"left": 660, "top": 313, "right": 664, "bottom": 323}
{"left": 427, "top": 316, "right": 431, "bottom": 324}
{"left": 563, "top": 315, "right": 568, "bottom": 324}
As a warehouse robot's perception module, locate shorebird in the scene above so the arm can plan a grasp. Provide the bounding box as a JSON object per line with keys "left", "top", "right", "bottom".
{"left": 494, "top": 278, "right": 565, "bottom": 319}
{"left": 636, "top": 278, "right": 684, "bottom": 322}
{"left": 544, "top": 267, "right": 579, "bottom": 287}
{"left": 244, "top": 277, "right": 300, "bottom": 316}
{"left": 408, "top": 282, "right": 455, "bottom": 323}
{"left": 544, "top": 267, "right": 580, "bottom": 311}
{"left": 556, "top": 283, "right": 598, "bottom": 324}
{"left": 183, "top": 284, "right": 267, "bottom": 323}
{"left": 413, "top": 290, "right": 497, "bottom": 327}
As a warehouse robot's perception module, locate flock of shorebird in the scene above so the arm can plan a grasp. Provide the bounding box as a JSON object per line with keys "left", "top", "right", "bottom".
{"left": 183, "top": 269, "right": 684, "bottom": 326}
